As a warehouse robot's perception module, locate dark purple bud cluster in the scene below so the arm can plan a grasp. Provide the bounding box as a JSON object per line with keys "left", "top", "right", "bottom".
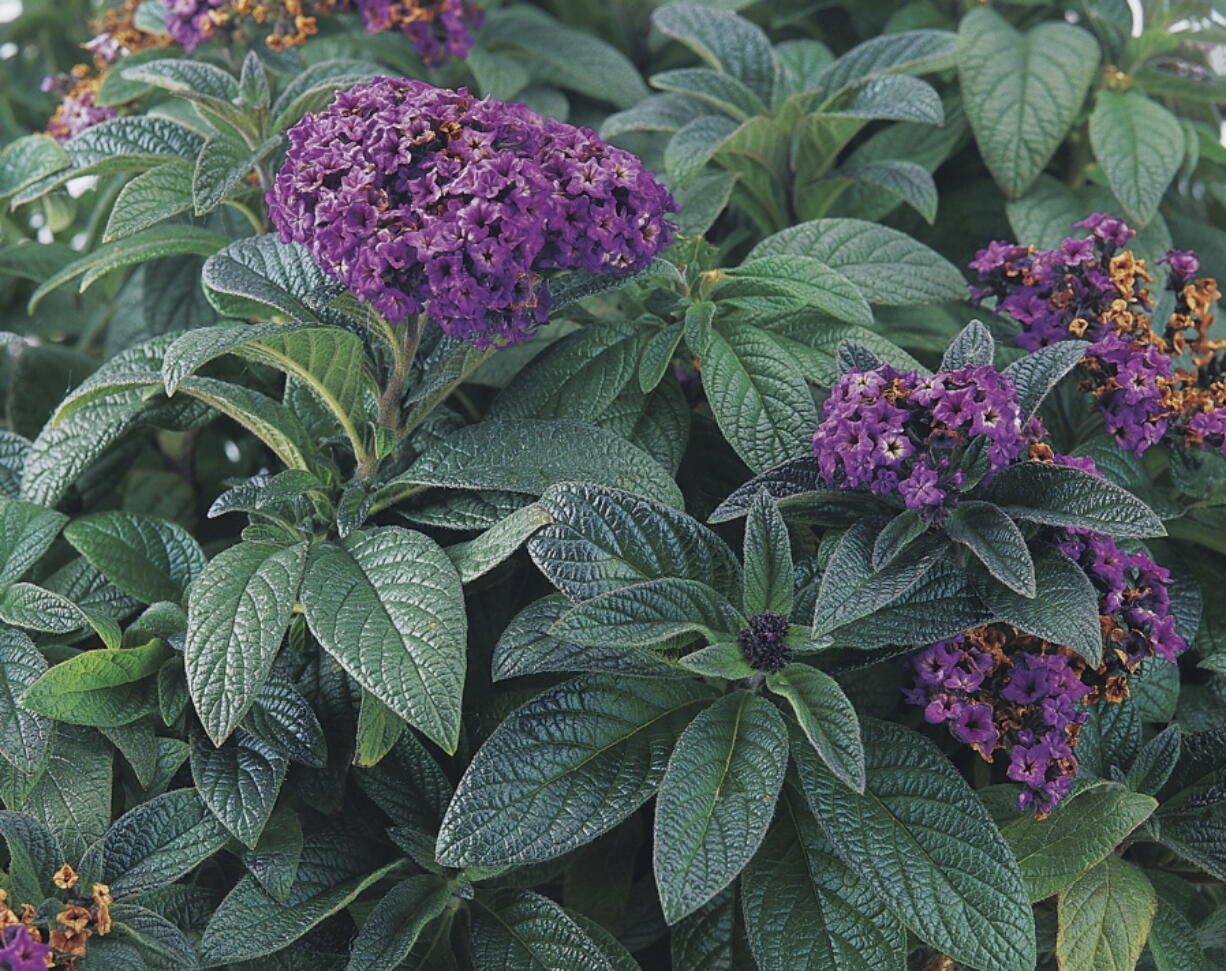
{"left": 268, "top": 77, "right": 676, "bottom": 348}
{"left": 969, "top": 213, "right": 1226, "bottom": 457}
{"left": 737, "top": 611, "right": 792, "bottom": 673}
{"left": 811, "top": 363, "right": 1037, "bottom": 520}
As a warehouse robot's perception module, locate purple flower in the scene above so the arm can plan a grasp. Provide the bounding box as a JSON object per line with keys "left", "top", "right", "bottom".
{"left": 268, "top": 78, "right": 675, "bottom": 348}
{"left": 0, "top": 926, "right": 52, "bottom": 971}
{"left": 45, "top": 76, "right": 117, "bottom": 141}
{"left": 1158, "top": 249, "right": 1200, "bottom": 284}
{"left": 950, "top": 702, "right": 997, "bottom": 746}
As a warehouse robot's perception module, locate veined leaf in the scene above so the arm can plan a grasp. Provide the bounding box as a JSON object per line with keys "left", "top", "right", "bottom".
{"left": 346, "top": 875, "right": 452, "bottom": 970}
{"left": 102, "top": 159, "right": 195, "bottom": 242}
{"left": 436, "top": 674, "right": 712, "bottom": 867}
{"left": 818, "top": 29, "right": 956, "bottom": 96}
{"left": 191, "top": 730, "right": 287, "bottom": 848}
{"left": 0, "top": 497, "right": 67, "bottom": 585}
{"left": 21, "top": 640, "right": 169, "bottom": 727}
{"left": 193, "top": 132, "right": 281, "bottom": 215}
{"left": 652, "top": 3, "right": 777, "bottom": 103}
{"left": 1090, "top": 90, "right": 1183, "bottom": 226}
{"left": 945, "top": 501, "right": 1036, "bottom": 598}
{"left": 470, "top": 889, "right": 616, "bottom": 971}
{"left": 769, "top": 667, "right": 864, "bottom": 792}
{"left": 742, "top": 490, "right": 794, "bottom": 616}
{"left": 201, "top": 234, "right": 331, "bottom": 321}
{"left": 0, "top": 631, "right": 50, "bottom": 772}
{"left": 654, "top": 691, "right": 788, "bottom": 923}
{"left": 64, "top": 511, "right": 205, "bottom": 605}
{"left": 1004, "top": 341, "right": 1090, "bottom": 417}
{"left": 300, "top": 527, "right": 467, "bottom": 753}
{"left": 1056, "top": 856, "right": 1156, "bottom": 971}
{"left": 550, "top": 577, "right": 744, "bottom": 647}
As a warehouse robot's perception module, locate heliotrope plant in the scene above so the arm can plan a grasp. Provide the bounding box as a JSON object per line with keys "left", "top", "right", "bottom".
{"left": 3, "top": 1, "right": 1226, "bottom": 970}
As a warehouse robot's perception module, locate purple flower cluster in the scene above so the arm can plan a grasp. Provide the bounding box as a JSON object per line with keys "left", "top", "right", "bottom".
{"left": 969, "top": 214, "right": 1226, "bottom": 457}
{"left": 905, "top": 630, "right": 1091, "bottom": 815}
{"left": 812, "top": 363, "right": 1034, "bottom": 520}
{"left": 43, "top": 76, "right": 117, "bottom": 142}
{"left": 737, "top": 611, "right": 791, "bottom": 673}
{"left": 0, "top": 926, "right": 51, "bottom": 971}
{"left": 341, "top": 0, "right": 482, "bottom": 65}
{"left": 1057, "top": 532, "right": 1185, "bottom": 666}
{"left": 268, "top": 77, "right": 676, "bottom": 348}
{"left": 163, "top": 0, "right": 225, "bottom": 50}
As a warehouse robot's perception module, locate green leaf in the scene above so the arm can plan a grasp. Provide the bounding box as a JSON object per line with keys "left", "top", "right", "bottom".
{"left": 201, "top": 234, "right": 332, "bottom": 321}
{"left": 827, "top": 75, "right": 943, "bottom": 124}
{"left": 470, "top": 889, "right": 616, "bottom": 971}
{"left": 22, "top": 641, "right": 168, "bottom": 727}
{"left": 717, "top": 256, "right": 872, "bottom": 326}
{"left": 813, "top": 525, "right": 942, "bottom": 635}
{"left": 651, "top": 67, "right": 766, "bottom": 120}
{"left": 742, "top": 788, "right": 906, "bottom": 971}
{"left": 27, "top": 226, "right": 227, "bottom": 313}
{"left": 64, "top": 116, "right": 203, "bottom": 173}
{"left": 829, "top": 159, "right": 938, "bottom": 223}
{"left": 793, "top": 719, "right": 1036, "bottom": 971}
{"left": 982, "top": 462, "right": 1166, "bottom": 538}
{"left": 818, "top": 29, "right": 955, "bottom": 95}
{"left": 193, "top": 133, "right": 280, "bottom": 215}
{"left": 700, "top": 320, "right": 819, "bottom": 473}
{"left": 550, "top": 577, "right": 743, "bottom": 647}
{"left": 354, "top": 690, "right": 404, "bottom": 768}
{"left": 0, "top": 497, "right": 67, "bottom": 585}
{"left": 0, "top": 811, "right": 61, "bottom": 906}
{"left": 1002, "top": 785, "right": 1157, "bottom": 903}
{"left": 269, "top": 59, "right": 383, "bottom": 132}
{"left": 1056, "top": 856, "right": 1156, "bottom": 971}
{"left": 747, "top": 219, "right": 964, "bottom": 305}
{"left": 530, "top": 482, "right": 742, "bottom": 602}
{"left": 1004, "top": 341, "right": 1090, "bottom": 417}
{"left": 347, "top": 875, "right": 452, "bottom": 970}
{"left": 957, "top": 7, "right": 1098, "bottom": 197}
{"left": 981, "top": 551, "right": 1103, "bottom": 665}
{"left": 444, "top": 503, "right": 553, "bottom": 585}
{"left": 0, "top": 135, "right": 69, "bottom": 201}
{"left": 101, "top": 787, "right": 231, "bottom": 899}
{"left": 652, "top": 2, "right": 777, "bottom": 102}
{"left": 121, "top": 58, "right": 254, "bottom": 133}
{"left": 679, "top": 642, "right": 754, "bottom": 680}
{"left": 940, "top": 319, "right": 995, "bottom": 369}
{"left": 654, "top": 691, "right": 788, "bottom": 923}
{"left": 65, "top": 511, "right": 205, "bottom": 605}
{"left": 871, "top": 509, "right": 926, "bottom": 570}
{"left": 0, "top": 583, "right": 87, "bottom": 635}
{"left": 300, "top": 527, "right": 467, "bottom": 753}
{"left": 102, "top": 159, "right": 195, "bottom": 242}
{"left": 21, "top": 724, "right": 113, "bottom": 862}
{"left": 946, "top": 501, "right": 1036, "bottom": 597}
{"left": 163, "top": 322, "right": 372, "bottom": 458}
{"left": 436, "top": 674, "right": 712, "bottom": 867}
{"left": 185, "top": 541, "right": 307, "bottom": 746}
{"left": 768, "top": 666, "right": 864, "bottom": 792}
{"left": 241, "top": 678, "right": 326, "bottom": 768}
{"left": 395, "top": 418, "right": 683, "bottom": 508}
{"left": 191, "top": 730, "right": 287, "bottom": 848}
{"left": 639, "top": 322, "right": 685, "bottom": 394}
{"left": 1149, "top": 895, "right": 1212, "bottom": 971}
{"left": 109, "top": 903, "right": 198, "bottom": 967}
{"left": 600, "top": 93, "right": 698, "bottom": 138}
{"left": 0, "top": 631, "right": 50, "bottom": 772}
{"left": 1089, "top": 90, "right": 1183, "bottom": 226}
{"left": 1127, "top": 725, "right": 1181, "bottom": 795}
{"left": 199, "top": 834, "right": 400, "bottom": 964}
{"left": 240, "top": 804, "right": 303, "bottom": 901}
{"left": 742, "top": 491, "right": 794, "bottom": 616}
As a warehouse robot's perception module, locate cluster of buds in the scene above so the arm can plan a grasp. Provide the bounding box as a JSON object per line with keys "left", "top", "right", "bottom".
{"left": 969, "top": 214, "right": 1226, "bottom": 456}
{"left": 811, "top": 363, "right": 1036, "bottom": 521}
{"left": 0, "top": 866, "right": 113, "bottom": 970}
{"left": 904, "top": 526, "right": 1184, "bottom": 816}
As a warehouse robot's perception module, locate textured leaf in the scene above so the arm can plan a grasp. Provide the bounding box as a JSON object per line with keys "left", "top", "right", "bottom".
{"left": 241, "top": 805, "right": 303, "bottom": 901}
{"left": 1127, "top": 725, "right": 1181, "bottom": 795}
{"left": 185, "top": 541, "right": 308, "bottom": 746}
{"left": 654, "top": 692, "right": 788, "bottom": 923}
{"left": 742, "top": 490, "right": 794, "bottom": 616}
{"left": 201, "top": 234, "right": 331, "bottom": 321}
{"left": 940, "top": 319, "right": 995, "bottom": 369}
{"left": 0, "top": 497, "right": 66, "bottom": 584}
{"left": 700, "top": 320, "right": 818, "bottom": 473}
{"left": 242, "top": 678, "right": 327, "bottom": 768}
{"left": 530, "top": 483, "right": 742, "bottom": 602}
{"left": 64, "top": 116, "right": 203, "bottom": 172}
{"left": 871, "top": 509, "right": 926, "bottom": 570}
{"left": 101, "top": 788, "right": 231, "bottom": 899}
{"left": 300, "top": 527, "right": 467, "bottom": 753}
{"left": 470, "top": 889, "right": 615, "bottom": 971}
{"left": 651, "top": 67, "right": 766, "bottom": 119}
{"left": 1090, "top": 91, "right": 1183, "bottom": 226}
{"left": 831, "top": 159, "right": 938, "bottom": 223}
{"left": 199, "top": 834, "right": 399, "bottom": 964}
{"left": 957, "top": 8, "right": 1098, "bottom": 196}
{"left": 551, "top": 578, "right": 742, "bottom": 648}
{"left": 109, "top": 903, "right": 198, "bottom": 968}
{"left": 1056, "top": 856, "right": 1156, "bottom": 971}
{"left": 0, "top": 135, "right": 68, "bottom": 200}
{"left": 981, "top": 551, "right": 1103, "bottom": 665}
{"left": 22, "top": 724, "right": 113, "bottom": 862}
{"left": 103, "top": 160, "right": 195, "bottom": 242}
{"left": 0, "top": 811, "right": 61, "bottom": 905}
{"left": 747, "top": 219, "right": 964, "bottom": 305}
{"left": 191, "top": 731, "right": 287, "bottom": 848}
{"left": 65, "top": 511, "right": 205, "bottom": 605}
{"left": 827, "top": 75, "right": 943, "bottom": 124}
{"left": 21, "top": 640, "right": 168, "bottom": 727}
{"left": 269, "top": 59, "right": 384, "bottom": 132}
{"left": 1004, "top": 341, "right": 1090, "bottom": 417}
{"left": 813, "top": 524, "right": 942, "bottom": 635}
{"left": 1002, "top": 785, "right": 1157, "bottom": 902}
{"left": 717, "top": 256, "right": 873, "bottom": 326}
{"left": 193, "top": 133, "right": 280, "bottom": 214}
{"left": 652, "top": 3, "right": 777, "bottom": 102}
{"left": 445, "top": 503, "right": 553, "bottom": 584}
{"left": 0, "top": 631, "right": 50, "bottom": 772}
{"left": 946, "top": 501, "right": 1036, "bottom": 597}
{"left": 1149, "top": 895, "right": 1212, "bottom": 971}
{"left": 397, "top": 418, "right": 682, "bottom": 508}
{"left": 741, "top": 789, "right": 906, "bottom": 971}
{"left": 982, "top": 462, "right": 1166, "bottom": 538}
{"left": 794, "top": 719, "right": 1035, "bottom": 971}
{"left": 436, "top": 674, "right": 711, "bottom": 867}
{"left": 818, "top": 29, "right": 955, "bottom": 95}
{"left": 0, "top": 583, "right": 87, "bottom": 635}
{"left": 346, "top": 875, "right": 452, "bottom": 970}
{"left": 769, "top": 667, "right": 864, "bottom": 792}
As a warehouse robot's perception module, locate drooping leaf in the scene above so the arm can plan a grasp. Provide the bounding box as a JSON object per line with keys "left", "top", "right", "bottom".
{"left": 190, "top": 730, "right": 288, "bottom": 848}
{"left": 945, "top": 501, "right": 1036, "bottom": 598}
{"left": 21, "top": 640, "right": 169, "bottom": 727}
{"left": 470, "top": 889, "right": 616, "bottom": 971}
{"left": 652, "top": 3, "right": 777, "bottom": 102}
{"left": 768, "top": 667, "right": 864, "bottom": 792}
{"left": 1090, "top": 91, "right": 1183, "bottom": 227}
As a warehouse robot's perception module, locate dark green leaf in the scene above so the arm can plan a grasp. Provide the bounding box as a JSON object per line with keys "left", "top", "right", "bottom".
{"left": 1056, "top": 856, "right": 1156, "bottom": 971}
{"left": 191, "top": 731, "right": 288, "bottom": 848}
{"left": 768, "top": 667, "right": 864, "bottom": 792}
{"left": 946, "top": 501, "right": 1035, "bottom": 597}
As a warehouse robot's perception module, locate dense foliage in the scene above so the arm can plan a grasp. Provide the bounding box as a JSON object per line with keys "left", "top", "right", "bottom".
{"left": 1, "top": 0, "right": 1226, "bottom": 968}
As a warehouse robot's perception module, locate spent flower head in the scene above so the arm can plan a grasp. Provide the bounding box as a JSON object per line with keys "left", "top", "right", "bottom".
{"left": 268, "top": 77, "right": 676, "bottom": 348}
